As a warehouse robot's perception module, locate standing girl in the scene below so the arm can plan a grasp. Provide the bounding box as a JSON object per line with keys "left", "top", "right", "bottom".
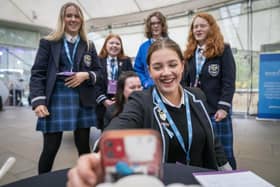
{"left": 30, "top": 2, "right": 101, "bottom": 174}
{"left": 182, "top": 12, "right": 236, "bottom": 169}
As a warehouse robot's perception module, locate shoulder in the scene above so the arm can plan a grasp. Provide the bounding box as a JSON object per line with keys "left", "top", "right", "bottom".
{"left": 140, "top": 40, "right": 151, "bottom": 49}
{"left": 128, "top": 89, "right": 153, "bottom": 105}
{"left": 119, "top": 57, "right": 131, "bottom": 62}
{"left": 184, "top": 87, "right": 206, "bottom": 102}
{"left": 223, "top": 43, "right": 233, "bottom": 53}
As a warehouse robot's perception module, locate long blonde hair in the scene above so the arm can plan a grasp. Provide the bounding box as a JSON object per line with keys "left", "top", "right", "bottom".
{"left": 45, "top": 2, "right": 89, "bottom": 48}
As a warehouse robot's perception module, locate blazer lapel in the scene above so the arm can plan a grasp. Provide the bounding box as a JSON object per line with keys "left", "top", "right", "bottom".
{"left": 76, "top": 40, "right": 86, "bottom": 70}
{"left": 51, "top": 41, "right": 62, "bottom": 69}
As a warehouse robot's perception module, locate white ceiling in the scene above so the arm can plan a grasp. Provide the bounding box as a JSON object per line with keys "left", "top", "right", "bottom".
{"left": 0, "top": 0, "right": 234, "bottom": 31}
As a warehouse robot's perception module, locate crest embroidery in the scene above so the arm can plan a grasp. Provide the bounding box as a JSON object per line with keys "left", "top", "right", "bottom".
{"left": 208, "top": 64, "right": 220, "bottom": 77}
{"left": 83, "top": 55, "right": 92, "bottom": 67}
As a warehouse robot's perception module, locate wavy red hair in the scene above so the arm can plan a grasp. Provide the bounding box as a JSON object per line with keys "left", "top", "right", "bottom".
{"left": 184, "top": 12, "right": 224, "bottom": 60}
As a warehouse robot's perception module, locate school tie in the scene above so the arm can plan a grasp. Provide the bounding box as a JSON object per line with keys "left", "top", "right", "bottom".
{"left": 110, "top": 58, "right": 117, "bottom": 80}
{"left": 194, "top": 48, "right": 204, "bottom": 87}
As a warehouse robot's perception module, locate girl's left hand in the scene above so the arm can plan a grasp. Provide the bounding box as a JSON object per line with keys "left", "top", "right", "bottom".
{"left": 65, "top": 72, "right": 89, "bottom": 88}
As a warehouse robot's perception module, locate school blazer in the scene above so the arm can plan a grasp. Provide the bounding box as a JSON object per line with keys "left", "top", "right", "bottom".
{"left": 106, "top": 87, "right": 228, "bottom": 170}
{"left": 182, "top": 44, "right": 236, "bottom": 114}
{"left": 96, "top": 57, "right": 133, "bottom": 104}
{"left": 30, "top": 38, "right": 102, "bottom": 109}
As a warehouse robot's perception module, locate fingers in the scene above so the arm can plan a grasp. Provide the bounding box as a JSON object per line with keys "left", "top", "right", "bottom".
{"left": 34, "top": 105, "right": 49, "bottom": 118}
{"left": 65, "top": 73, "right": 86, "bottom": 88}
{"left": 67, "top": 153, "right": 103, "bottom": 187}
{"left": 214, "top": 109, "right": 227, "bottom": 122}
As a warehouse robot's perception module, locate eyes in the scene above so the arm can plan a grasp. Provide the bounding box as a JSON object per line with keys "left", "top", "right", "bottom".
{"left": 108, "top": 41, "right": 121, "bottom": 46}
{"left": 65, "top": 13, "right": 80, "bottom": 19}
{"left": 129, "top": 85, "right": 142, "bottom": 90}
{"left": 193, "top": 24, "right": 209, "bottom": 30}
{"left": 151, "top": 61, "right": 178, "bottom": 71}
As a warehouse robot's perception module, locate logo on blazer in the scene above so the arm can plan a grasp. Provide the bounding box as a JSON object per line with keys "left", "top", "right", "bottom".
{"left": 83, "top": 54, "right": 92, "bottom": 67}
{"left": 208, "top": 64, "right": 220, "bottom": 77}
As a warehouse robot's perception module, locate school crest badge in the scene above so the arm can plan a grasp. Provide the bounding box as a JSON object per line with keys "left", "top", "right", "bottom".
{"left": 83, "top": 55, "right": 92, "bottom": 67}
{"left": 208, "top": 64, "right": 220, "bottom": 77}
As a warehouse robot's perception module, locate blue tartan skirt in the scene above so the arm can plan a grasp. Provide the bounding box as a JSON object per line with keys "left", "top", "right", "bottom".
{"left": 36, "top": 80, "right": 96, "bottom": 133}
{"left": 210, "top": 114, "right": 234, "bottom": 159}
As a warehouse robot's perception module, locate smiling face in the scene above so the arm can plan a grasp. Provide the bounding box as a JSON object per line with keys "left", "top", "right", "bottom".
{"left": 64, "top": 5, "right": 82, "bottom": 36}
{"left": 150, "top": 16, "right": 163, "bottom": 39}
{"left": 123, "top": 76, "right": 142, "bottom": 102}
{"left": 106, "top": 37, "right": 122, "bottom": 57}
{"left": 149, "top": 48, "right": 184, "bottom": 98}
{"left": 192, "top": 16, "right": 210, "bottom": 45}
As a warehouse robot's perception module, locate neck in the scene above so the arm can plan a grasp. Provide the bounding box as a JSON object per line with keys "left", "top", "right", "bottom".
{"left": 65, "top": 31, "right": 78, "bottom": 37}
{"left": 161, "top": 87, "right": 182, "bottom": 106}
{"left": 152, "top": 35, "right": 161, "bottom": 40}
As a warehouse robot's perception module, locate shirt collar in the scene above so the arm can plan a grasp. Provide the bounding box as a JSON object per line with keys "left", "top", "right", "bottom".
{"left": 65, "top": 33, "right": 79, "bottom": 43}
{"left": 159, "top": 86, "right": 184, "bottom": 108}
{"left": 197, "top": 44, "right": 206, "bottom": 51}
{"left": 107, "top": 56, "right": 117, "bottom": 62}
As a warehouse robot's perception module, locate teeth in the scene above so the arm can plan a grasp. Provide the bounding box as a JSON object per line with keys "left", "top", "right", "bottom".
{"left": 161, "top": 79, "right": 173, "bottom": 83}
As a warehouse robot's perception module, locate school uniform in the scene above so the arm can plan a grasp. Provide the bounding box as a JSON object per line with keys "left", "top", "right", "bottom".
{"left": 30, "top": 37, "right": 102, "bottom": 132}
{"left": 182, "top": 43, "right": 236, "bottom": 169}
{"left": 106, "top": 87, "right": 230, "bottom": 170}
{"left": 95, "top": 56, "right": 133, "bottom": 129}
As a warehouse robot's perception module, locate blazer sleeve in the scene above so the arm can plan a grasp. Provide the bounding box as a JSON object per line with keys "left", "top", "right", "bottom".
{"left": 29, "top": 39, "right": 50, "bottom": 109}
{"left": 105, "top": 91, "right": 144, "bottom": 130}
{"left": 87, "top": 41, "right": 102, "bottom": 86}
{"left": 219, "top": 44, "right": 236, "bottom": 112}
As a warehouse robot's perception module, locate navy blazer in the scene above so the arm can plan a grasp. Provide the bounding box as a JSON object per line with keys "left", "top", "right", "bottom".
{"left": 30, "top": 38, "right": 102, "bottom": 109}
{"left": 106, "top": 87, "right": 228, "bottom": 170}
{"left": 182, "top": 44, "right": 236, "bottom": 114}
{"left": 96, "top": 57, "right": 133, "bottom": 104}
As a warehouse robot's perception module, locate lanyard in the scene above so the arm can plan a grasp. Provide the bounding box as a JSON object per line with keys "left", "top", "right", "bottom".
{"left": 152, "top": 88, "right": 193, "bottom": 164}
{"left": 63, "top": 35, "right": 80, "bottom": 72}
{"left": 110, "top": 59, "right": 118, "bottom": 80}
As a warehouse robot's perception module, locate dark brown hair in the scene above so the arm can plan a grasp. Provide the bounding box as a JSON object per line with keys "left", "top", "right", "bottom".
{"left": 147, "top": 38, "right": 184, "bottom": 66}
{"left": 113, "top": 71, "right": 140, "bottom": 117}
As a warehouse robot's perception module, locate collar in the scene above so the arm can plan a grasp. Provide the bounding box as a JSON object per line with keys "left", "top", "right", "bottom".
{"left": 197, "top": 44, "right": 206, "bottom": 51}
{"left": 65, "top": 33, "right": 79, "bottom": 43}
{"left": 107, "top": 56, "right": 117, "bottom": 63}
{"left": 159, "top": 86, "right": 184, "bottom": 108}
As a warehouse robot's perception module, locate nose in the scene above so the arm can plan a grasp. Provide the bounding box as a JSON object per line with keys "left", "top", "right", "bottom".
{"left": 162, "top": 66, "right": 171, "bottom": 75}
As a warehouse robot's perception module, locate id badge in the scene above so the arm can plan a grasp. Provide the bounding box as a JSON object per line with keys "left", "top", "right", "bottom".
{"left": 107, "top": 80, "right": 117, "bottom": 94}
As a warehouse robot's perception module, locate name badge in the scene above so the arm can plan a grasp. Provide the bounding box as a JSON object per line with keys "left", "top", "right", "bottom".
{"left": 107, "top": 80, "right": 117, "bottom": 94}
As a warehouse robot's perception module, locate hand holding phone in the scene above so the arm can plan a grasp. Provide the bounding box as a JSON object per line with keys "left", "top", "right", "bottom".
{"left": 99, "top": 129, "right": 162, "bottom": 182}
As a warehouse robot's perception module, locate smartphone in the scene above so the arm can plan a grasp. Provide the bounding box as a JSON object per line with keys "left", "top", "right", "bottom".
{"left": 99, "top": 129, "right": 162, "bottom": 182}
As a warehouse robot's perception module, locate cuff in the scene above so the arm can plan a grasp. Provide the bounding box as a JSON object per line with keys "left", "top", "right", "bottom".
{"left": 88, "top": 71, "right": 97, "bottom": 85}
{"left": 218, "top": 162, "right": 232, "bottom": 171}
{"left": 96, "top": 94, "right": 107, "bottom": 104}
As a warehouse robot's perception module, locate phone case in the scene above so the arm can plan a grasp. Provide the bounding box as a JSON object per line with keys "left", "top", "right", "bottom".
{"left": 99, "top": 129, "right": 162, "bottom": 182}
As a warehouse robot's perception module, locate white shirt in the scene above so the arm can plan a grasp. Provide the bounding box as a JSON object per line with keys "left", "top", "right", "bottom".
{"left": 159, "top": 86, "right": 185, "bottom": 108}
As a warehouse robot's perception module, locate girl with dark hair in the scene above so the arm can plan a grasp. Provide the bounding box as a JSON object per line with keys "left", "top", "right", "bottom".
{"left": 67, "top": 39, "right": 232, "bottom": 187}
{"left": 103, "top": 71, "right": 142, "bottom": 128}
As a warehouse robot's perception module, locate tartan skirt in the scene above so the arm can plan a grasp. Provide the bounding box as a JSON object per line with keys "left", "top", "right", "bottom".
{"left": 36, "top": 80, "right": 96, "bottom": 133}
{"left": 210, "top": 114, "right": 234, "bottom": 159}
